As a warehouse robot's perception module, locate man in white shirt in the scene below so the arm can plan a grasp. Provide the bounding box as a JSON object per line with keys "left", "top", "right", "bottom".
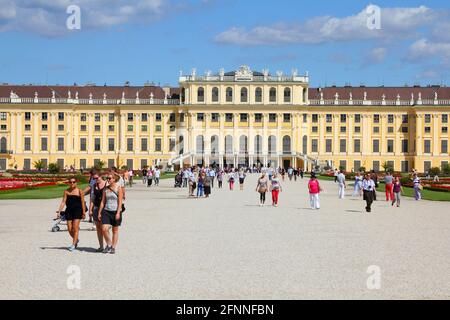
{"left": 362, "top": 174, "right": 376, "bottom": 212}
{"left": 154, "top": 168, "right": 161, "bottom": 186}
{"left": 337, "top": 170, "right": 346, "bottom": 199}
{"left": 208, "top": 168, "right": 216, "bottom": 188}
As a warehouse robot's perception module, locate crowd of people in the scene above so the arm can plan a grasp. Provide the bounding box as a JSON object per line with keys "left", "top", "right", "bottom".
{"left": 55, "top": 164, "right": 425, "bottom": 252}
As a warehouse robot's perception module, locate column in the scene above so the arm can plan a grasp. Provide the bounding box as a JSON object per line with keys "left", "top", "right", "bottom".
{"left": 433, "top": 114, "right": 439, "bottom": 156}
{"left": 33, "top": 112, "right": 39, "bottom": 152}
{"left": 149, "top": 113, "right": 155, "bottom": 154}
{"left": 102, "top": 113, "right": 108, "bottom": 153}
{"left": 9, "top": 112, "right": 16, "bottom": 154}
{"left": 362, "top": 114, "right": 370, "bottom": 155}
{"left": 319, "top": 114, "right": 325, "bottom": 154}
{"left": 415, "top": 114, "right": 422, "bottom": 156}
{"left": 50, "top": 112, "right": 56, "bottom": 154}
{"left": 119, "top": 113, "right": 126, "bottom": 153}
{"left": 16, "top": 112, "right": 23, "bottom": 153}
{"left": 135, "top": 113, "right": 140, "bottom": 155}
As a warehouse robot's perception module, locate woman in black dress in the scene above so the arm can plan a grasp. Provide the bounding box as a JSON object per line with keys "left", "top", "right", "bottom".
{"left": 57, "top": 178, "right": 86, "bottom": 252}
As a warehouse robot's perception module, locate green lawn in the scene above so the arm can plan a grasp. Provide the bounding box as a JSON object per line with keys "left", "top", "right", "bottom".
{"left": 0, "top": 183, "right": 88, "bottom": 200}
{"left": 376, "top": 183, "right": 450, "bottom": 202}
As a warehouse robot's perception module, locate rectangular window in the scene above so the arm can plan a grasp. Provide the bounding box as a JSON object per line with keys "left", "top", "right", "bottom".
{"left": 326, "top": 114, "right": 332, "bottom": 123}
{"left": 169, "top": 113, "right": 176, "bottom": 122}
{"left": 424, "top": 140, "right": 431, "bottom": 153}
{"left": 354, "top": 114, "right": 361, "bottom": 123}
{"left": 41, "top": 137, "right": 48, "bottom": 151}
{"left": 127, "top": 113, "right": 134, "bottom": 121}
{"left": 442, "top": 114, "right": 448, "bottom": 123}
{"left": 0, "top": 112, "right": 6, "bottom": 120}
{"left": 354, "top": 139, "right": 361, "bottom": 153}
{"left": 197, "top": 113, "right": 204, "bottom": 122}
{"left": 354, "top": 126, "right": 361, "bottom": 133}
{"left": 401, "top": 161, "right": 409, "bottom": 173}
{"left": 340, "top": 114, "right": 347, "bottom": 123}
{"left": 340, "top": 139, "right": 347, "bottom": 153}
{"left": 179, "top": 113, "right": 185, "bottom": 122}
{"left": 283, "top": 114, "right": 291, "bottom": 123}
{"left": 388, "top": 114, "right": 394, "bottom": 123}
{"left": 340, "top": 126, "right": 346, "bottom": 133}
{"left": 311, "top": 139, "right": 318, "bottom": 153}
{"left": 373, "top": 127, "right": 380, "bottom": 133}
{"left": 424, "top": 127, "right": 431, "bottom": 133}
{"left": 0, "top": 125, "right": 6, "bottom": 130}
{"left": 402, "top": 114, "right": 408, "bottom": 124}
{"left": 58, "top": 125, "right": 64, "bottom": 131}
{"left": 25, "top": 112, "right": 31, "bottom": 121}
{"left": 339, "top": 160, "right": 347, "bottom": 171}
{"left": 169, "top": 138, "right": 176, "bottom": 152}
{"left": 373, "top": 139, "right": 380, "bottom": 153}
{"left": 255, "top": 113, "right": 262, "bottom": 123}
{"left": 424, "top": 161, "right": 431, "bottom": 173}
{"left": 141, "top": 159, "right": 148, "bottom": 169}
{"left": 141, "top": 113, "right": 148, "bottom": 122}
{"left": 226, "top": 113, "right": 233, "bottom": 122}
{"left": 94, "top": 138, "right": 101, "bottom": 151}
{"left": 402, "top": 140, "right": 408, "bottom": 153}
{"left": 42, "top": 112, "right": 48, "bottom": 121}
{"left": 24, "top": 137, "right": 31, "bottom": 151}
{"left": 302, "top": 114, "right": 307, "bottom": 123}
{"left": 387, "top": 126, "right": 394, "bottom": 133}
{"left": 42, "top": 124, "right": 48, "bottom": 131}
{"left": 80, "top": 125, "right": 87, "bottom": 132}
{"left": 401, "top": 126, "right": 408, "bottom": 133}
{"left": 94, "top": 125, "right": 101, "bottom": 132}
{"left": 373, "top": 161, "right": 380, "bottom": 172}
{"left": 312, "top": 114, "right": 318, "bottom": 123}
{"left": 387, "top": 140, "right": 394, "bottom": 153}
{"left": 155, "top": 138, "right": 162, "bottom": 152}
{"left": 109, "top": 125, "right": 114, "bottom": 132}
{"left": 95, "top": 113, "right": 101, "bottom": 122}
{"left": 127, "top": 138, "right": 134, "bottom": 152}
{"left": 108, "top": 113, "right": 115, "bottom": 122}
{"left": 141, "top": 125, "right": 148, "bottom": 132}
{"left": 442, "top": 161, "right": 449, "bottom": 171}
{"left": 25, "top": 124, "right": 31, "bottom": 131}
{"left": 23, "top": 159, "right": 31, "bottom": 170}
{"left": 58, "top": 112, "right": 64, "bottom": 121}
{"left": 442, "top": 140, "right": 448, "bottom": 154}
{"left": 155, "top": 125, "right": 161, "bottom": 132}
{"left": 155, "top": 113, "right": 162, "bottom": 122}
{"left": 127, "top": 125, "right": 133, "bottom": 132}
{"left": 425, "top": 114, "right": 431, "bottom": 123}
{"left": 269, "top": 114, "right": 277, "bottom": 123}
{"left": 240, "top": 114, "right": 248, "bottom": 122}
{"left": 141, "top": 138, "right": 148, "bottom": 152}
{"left": 326, "top": 139, "right": 332, "bottom": 153}
{"left": 80, "top": 138, "right": 87, "bottom": 151}
{"left": 57, "top": 137, "right": 64, "bottom": 151}
{"left": 354, "top": 160, "right": 361, "bottom": 172}
{"left": 312, "top": 126, "right": 318, "bottom": 133}
{"left": 443, "top": 127, "right": 448, "bottom": 134}
{"left": 326, "top": 126, "right": 332, "bottom": 133}
{"left": 170, "top": 125, "right": 176, "bottom": 132}
{"left": 209, "top": 113, "right": 218, "bottom": 123}
{"left": 373, "top": 114, "right": 380, "bottom": 123}
{"left": 80, "top": 113, "right": 87, "bottom": 122}
{"left": 108, "top": 138, "right": 115, "bottom": 151}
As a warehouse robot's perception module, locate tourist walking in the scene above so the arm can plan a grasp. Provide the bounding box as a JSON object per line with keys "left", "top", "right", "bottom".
{"left": 128, "top": 169, "right": 134, "bottom": 187}
{"left": 287, "top": 167, "right": 294, "bottom": 181}
{"left": 337, "top": 170, "right": 346, "bottom": 199}
{"left": 83, "top": 169, "right": 98, "bottom": 224}
{"left": 197, "top": 172, "right": 205, "bottom": 197}
{"left": 57, "top": 178, "right": 86, "bottom": 252}
{"left": 384, "top": 172, "right": 394, "bottom": 201}
{"left": 208, "top": 169, "right": 216, "bottom": 188}
{"left": 182, "top": 169, "right": 189, "bottom": 188}
{"left": 392, "top": 177, "right": 403, "bottom": 207}
{"left": 353, "top": 172, "right": 363, "bottom": 197}
{"left": 256, "top": 172, "right": 269, "bottom": 206}
{"left": 270, "top": 173, "right": 282, "bottom": 206}
{"left": 238, "top": 169, "right": 246, "bottom": 191}
{"left": 98, "top": 173, "right": 124, "bottom": 254}
{"left": 154, "top": 167, "right": 161, "bottom": 186}
{"left": 300, "top": 169, "right": 304, "bottom": 179}
{"left": 413, "top": 174, "right": 422, "bottom": 200}
{"left": 147, "top": 169, "right": 153, "bottom": 187}
{"left": 204, "top": 173, "right": 212, "bottom": 198}
{"left": 362, "top": 174, "right": 376, "bottom": 213}
{"left": 334, "top": 169, "right": 339, "bottom": 183}
{"left": 142, "top": 167, "right": 148, "bottom": 185}
{"left": 217, "top": 170, "right": 224, "bottom": 188}
{"left": 308, "top": 173, "right": 321, "bottom": 210}
{"left": 188, "top": 170, "right": 196, "bottom": 197}
{"left": 228, "top": 170, "right": 236, "bottom": 190}
{"left": 371, "top": 172, "right": 378, "bottom": 200}
{"left": 91, "top": 174, "right": 106, "bottom": 252}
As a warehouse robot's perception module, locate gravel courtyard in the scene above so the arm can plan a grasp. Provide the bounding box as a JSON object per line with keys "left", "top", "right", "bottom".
{"left": 1, "top": 175, "right": 449, "bottom": 300}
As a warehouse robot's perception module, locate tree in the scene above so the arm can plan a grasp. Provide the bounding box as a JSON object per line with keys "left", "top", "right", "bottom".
{"left": 48, "top": 163, "right": 60, "bottom": 174}
{"left": 33, "top": 160, "right": 45, "bottom": 171}
{"left": 382, "top": 162, "right": 394, "bottom": 173}
{"left": 443, "top": 163, "right": 450, "bottom": 175}
{"left": 429, "top": 167, "right": 441, "bottom": 176}
{"left": 359, "top": 166, "right": 366, "bottom": 173}
{"left": 94, "top": 160, "right": 105, "bottom": 171}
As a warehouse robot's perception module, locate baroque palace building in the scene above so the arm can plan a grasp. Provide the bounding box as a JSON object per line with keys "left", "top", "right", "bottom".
{"left": 0, "top": 65, "right": 449, "bottom": 172}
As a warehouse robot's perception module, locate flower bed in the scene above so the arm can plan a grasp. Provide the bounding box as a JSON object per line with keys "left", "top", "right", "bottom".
{"left": 0, "top": 180, "right": 60, "bottom": 191}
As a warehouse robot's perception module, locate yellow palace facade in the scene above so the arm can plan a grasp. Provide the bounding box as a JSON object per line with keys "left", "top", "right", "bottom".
{"left": 0, "top": 66, "right": 449, "bottom": 173}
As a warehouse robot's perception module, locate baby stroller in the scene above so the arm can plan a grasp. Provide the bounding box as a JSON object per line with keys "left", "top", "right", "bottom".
{"left": 51, "top": 211, "right": 66, "bottom": 232}
{"left": 174, "top": 173, "right": 182, "bottom": 188}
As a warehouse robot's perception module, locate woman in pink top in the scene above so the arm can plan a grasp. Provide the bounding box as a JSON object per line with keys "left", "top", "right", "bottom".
{"left": 308, "top": 174, "right": 321, "bottom": 210}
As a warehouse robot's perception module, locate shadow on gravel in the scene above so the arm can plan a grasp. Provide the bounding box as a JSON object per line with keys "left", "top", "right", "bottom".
{"left": 345, "top": 210, "right": 363, "bottom": 213}
{"left": 40, "top": 246, "right": 99, "bottom": 253}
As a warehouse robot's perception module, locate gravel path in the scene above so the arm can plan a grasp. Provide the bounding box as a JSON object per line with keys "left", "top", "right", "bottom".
{"left": 1, "top": 175, "right": 449, "bottom": 299}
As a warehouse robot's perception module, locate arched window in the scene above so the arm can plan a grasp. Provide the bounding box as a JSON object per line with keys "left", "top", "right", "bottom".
{"left": 284, "top": 88, "right": 291, "bottom": 103}
{"left": 225, "top": 135, "right": 233, "bottom": 154}
{"left": 196, "top": 135, "right": 204, "bottom": 154}
{"left": 239, "top": 135, "right": 248, "bottom": 154}
{"left": 302, "top": 135, "right": 308, "bottom": 154}
{"left": 197, "top": 87, "right": 205, "bottom": 103}
{"left": 269, "top": 87, "right": 277, "bottom": 102}
{"left": 211, "top": 135, "right": 219, "bottom": 155}
{"left": 283, "top": 136, "right": 291, "bottom": 154}
{"left": 178, "top": 136, "right": 184, "bottom": 155}
{"left": 0, "top": 137, "right": 6, "bottom": 153}
{"left": 268, "top": 136, "right": 276, "bottom": 154}
{"left": 226, "top": 87, "right": 233, "bottom": 102}
{"left": 240, "top": 88, "right": 248, "bottom": 103}
{"left": 255, "top": 87, "right": 262, "bottom": 103}
{"left": 254, "top": 135, "right": 262, "bottom": 155}
{"left": 212, "top": 87, "right": 219, "bottom": 102}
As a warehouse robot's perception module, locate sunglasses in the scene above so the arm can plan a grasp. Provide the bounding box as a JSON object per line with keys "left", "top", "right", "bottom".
{"left": 69, "top": 181, "right": 76, "bottom": 184}
{"left": 106, "top": 177, "right": 113, "bottom": 180}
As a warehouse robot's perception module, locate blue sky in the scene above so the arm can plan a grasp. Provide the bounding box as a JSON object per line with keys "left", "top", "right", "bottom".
{"left": 1, "top": 0, "right": 449, "bottom": 87}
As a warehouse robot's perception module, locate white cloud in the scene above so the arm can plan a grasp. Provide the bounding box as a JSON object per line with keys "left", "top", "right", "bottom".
{"left": 214, "top": 5, "right": 437, "bottom": 45}
{"left": 409, "top": 38, "right": 450, "bottom": 63}
{"left": 367, "top": 47, "right": 387, "bottom": 63}
{"left": 0, "top": 0, "right": 170, "bottom": 36}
